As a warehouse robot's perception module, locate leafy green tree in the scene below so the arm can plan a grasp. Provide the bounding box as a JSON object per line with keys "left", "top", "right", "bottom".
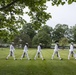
{"left": 14, "top": 32, "right": 31, "bottom": 48}
{"left": 32, "top": 25, "right": 52, "bottom": 48}
{"left": 0, "top": 0, "right": 51, "bottom": 40}
{"left": 0, "top": 0, "right": 75, "bottom": 40}
{"left": 66, "top": 25, "right": 76, "bottom": 43}
{"left": 39, "top": 25, "right": 53, "bottom": 42}
{"left": 51, "top": 0, "right": 76, "bottom": 6}
{"left": 22, "top": 23, "right": 36, "bottom": 40}
{"left": 59, "top": 37, "right": 68, "bottom": 49}
{"left": 52, "top": 24, "right": 70, "bottom": 42}
{"left": 32, "top": 31, "right": 51, "bottom": 48}
{"left": 14, "top": 23, "right": 36, "bottom": 47}
{"left": 52, "top": 24, "right": 65, "bottom": 42}
{"left": 72, "top": 25, "right": 76, "bottom": 43}
{"left": 39, "top": 25, "right": 53, "bottom": 35}
{"left": 62, "top": 24, "right": 69, "bottom": 35}
{"left": 64, "top": 26, "right": 74, "bottom": 42}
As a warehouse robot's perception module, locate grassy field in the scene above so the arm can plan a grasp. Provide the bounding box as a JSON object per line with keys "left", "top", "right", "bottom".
{"left": 0, "top": 48, "right": 76, "bottom": 75}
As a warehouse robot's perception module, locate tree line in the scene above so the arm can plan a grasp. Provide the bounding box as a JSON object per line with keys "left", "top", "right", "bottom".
{"left": 1, "top": 23, "right": 76, "bottom": 48}
{"left": 0, "top": 0, "right": 76, "bottom": 41}
{"left": 0, "top": 0, "right": 76, "bottom": 48}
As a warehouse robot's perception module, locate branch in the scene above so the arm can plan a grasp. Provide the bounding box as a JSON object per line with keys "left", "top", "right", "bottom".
{"left": 0, "top": 0, "right": 18, "bottom": 11}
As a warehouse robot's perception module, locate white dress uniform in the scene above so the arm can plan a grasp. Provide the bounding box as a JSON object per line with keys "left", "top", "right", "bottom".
{"left": 34, "top": 45, "right": 44, "bottom": 60}
{"left": 68, "top": 44, "right": 76, "bottom": 60}
{"left": 6, "top": 44, "right": 16, "bottom": 60}
{"left": 51, "top": 44, "right": 61, "bottom": 60}
{"left": 20, "top": 45, "right": 30, "bottom": 60}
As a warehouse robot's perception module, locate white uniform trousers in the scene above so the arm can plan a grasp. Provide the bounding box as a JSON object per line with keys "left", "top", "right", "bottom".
{"left": 20, "top": 51, "right": 30, "bottom": 60}
{"left": 6, "top": 51, "right": 15, "bottom": 60}
{"left": 68, "top": 51, "right": 76, "bottom": 59}
{"left": 34, "top": 51, "right": 43, "bottom": 60}
{"left": 51, "top": 51, "right": 61, "bottom": 60}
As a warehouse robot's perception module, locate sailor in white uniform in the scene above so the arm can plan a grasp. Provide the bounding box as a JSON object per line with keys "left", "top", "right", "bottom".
{"left": 68, "top": 42, "right": 76, "bottom": 60}
{"left": 34, "top": 43, "right": 44, "bottom": 60}
{"left": 20, "top": 43, "right": 30, "bottom": 60}
{"left": 51, "top": 42, "right": 61, "bottom": 60}
{"left": 6, "top": 42, "right": 16, "bottom": 60}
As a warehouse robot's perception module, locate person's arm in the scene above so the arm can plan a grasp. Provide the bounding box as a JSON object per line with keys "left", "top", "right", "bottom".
{"left": 26, "top": 46, "right": 28, "bottom": 51}
{"left": 13, "top": 46, "right": 15, "bottom": 51}
{"left": 40, "top": 46, "right": 42, "bottom": 51}
{"left": 10, "top": 45, "right": 11, "bottom": 51}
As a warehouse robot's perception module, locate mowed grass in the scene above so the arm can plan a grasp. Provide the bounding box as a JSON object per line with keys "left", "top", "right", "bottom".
{"left": 0, "top": 48, "right": 76, "bottom": 75}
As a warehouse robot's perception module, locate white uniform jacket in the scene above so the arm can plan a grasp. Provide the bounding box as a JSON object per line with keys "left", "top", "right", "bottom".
{"left": 24, "top": 45, "right": 28, "bottom": 52}
{"left": 37, "top": 45, "right": 41, "bottom": 52}
{"left": 54, "top": 44, "right": 59, "bottom": 51}
{"left": 10, "top": 45, "right": 15, "bottom": 52}
{"left": 69, "top": 45, "right": 74, "bottom": 51}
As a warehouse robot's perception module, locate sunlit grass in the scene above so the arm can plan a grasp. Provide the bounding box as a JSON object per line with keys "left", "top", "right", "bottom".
{"left": 0, "top": 48, "right": 76, "bottom": 75}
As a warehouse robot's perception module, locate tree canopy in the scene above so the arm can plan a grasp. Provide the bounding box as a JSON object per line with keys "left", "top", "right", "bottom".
{"left": 32, "top": 26, "right": 52, "bottom": 48}
{"left": 0, "top": 0, "right": 76, "bottom": 41}
{"left": 0, "top": 0, "right": 51, "bottom": 31}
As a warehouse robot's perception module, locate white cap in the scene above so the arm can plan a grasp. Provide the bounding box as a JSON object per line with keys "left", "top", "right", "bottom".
{"left": 26, "top": 43, "right": 28, "bottom": 45}
{"left": 71, "top": 42, "right": 73, "bottom": 44}
{"left": 11, "top": 42, "right": 14, "bottom": 44}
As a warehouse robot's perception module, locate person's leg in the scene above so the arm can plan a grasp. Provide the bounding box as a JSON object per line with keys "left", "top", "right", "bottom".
{"left": 56, "top": 51, "right": 58, "bottom": 57}
{"left": 71, "top": 51, "right": 73, "bottom": 57}
{"left": 34, "top": 51, "right": 38, "bottom": 60}
{"left": 12, "top": 51, "right": 16, "bottom": 60}
{"left": 57, "top": 52, "right": 61, "bottom": 60}
{"left": 68, "top": 51, "right": 71, "bottom": 60}
{"left": 38, "top": 52, "right": 40, "bottom": 58}
{"left": 73, "top": 51, "right": 76, "bottom": 59}
{"left": 6, "top": 51, "right": 11, "bottom": 59}
{"left": 20, "top": 52, "right": 25, "bottom": 60}
{"left": 25, "top": 52, "right": 30, "bottom": 60}
{"left": 40, "top": 52, "right": 44, "bottom": 60}
{"left": 10, "top": 51, "right": 12, "bottom": 56}
{"left": 23, "top": 52, "right": 25, "bottom": 58}
{"left": 51, "top": 51, "right": 56, "bottom": 59}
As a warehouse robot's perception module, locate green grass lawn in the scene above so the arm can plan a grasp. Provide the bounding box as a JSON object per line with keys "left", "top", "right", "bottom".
{"left": 0, "top": 48, "right": 76, "bottom": 75}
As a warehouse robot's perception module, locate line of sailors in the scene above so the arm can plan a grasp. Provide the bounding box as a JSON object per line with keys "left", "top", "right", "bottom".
{"left": 6, "top": 42, "right": 76, "bottom": 60}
